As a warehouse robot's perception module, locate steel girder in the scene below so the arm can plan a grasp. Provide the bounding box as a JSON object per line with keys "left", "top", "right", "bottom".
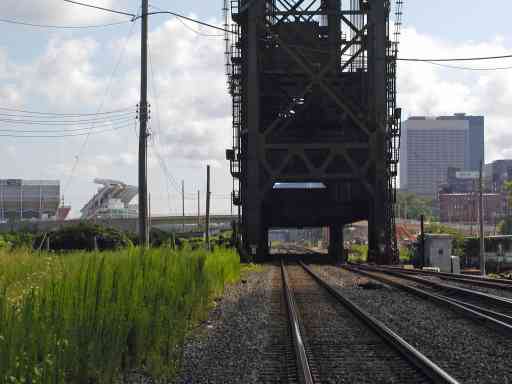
{"left": 229, "top": 0, "right": 396, "bottom": 263}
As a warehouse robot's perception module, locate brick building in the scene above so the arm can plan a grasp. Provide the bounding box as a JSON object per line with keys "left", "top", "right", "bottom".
{"left": 439, "top": 193, "right": 501, "bottom": 224}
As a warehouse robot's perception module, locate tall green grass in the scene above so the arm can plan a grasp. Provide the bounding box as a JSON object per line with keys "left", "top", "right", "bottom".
{"left": 0, "top": 247, "right": 239, "bottom": 383}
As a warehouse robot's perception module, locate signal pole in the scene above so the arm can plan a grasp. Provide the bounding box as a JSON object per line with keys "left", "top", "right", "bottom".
{"left": 479, "top": 160, "right": 486, "bottom": 276}
{"left": 138, "top": 0, "right": 149, "bottom": 248}
{"left": 206, "top": 165, "right": 211, "bottom": 250}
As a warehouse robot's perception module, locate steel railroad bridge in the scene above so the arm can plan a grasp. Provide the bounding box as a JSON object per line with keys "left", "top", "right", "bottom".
{"left": 226, "top": 0, "right": 401, "bottom": 263}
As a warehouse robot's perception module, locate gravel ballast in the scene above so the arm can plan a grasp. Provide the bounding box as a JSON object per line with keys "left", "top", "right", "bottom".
{"left": 313, "top": 265, "right": 512, "bottom": 384}
{"left": 174, "top": 264, "right": 277, "bottom": 384}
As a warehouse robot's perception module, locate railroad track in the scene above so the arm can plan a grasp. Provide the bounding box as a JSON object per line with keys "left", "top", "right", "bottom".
{"left": 275, "top": 260, "right": 459, "bottom": 383}
{"left": 346, "top": 264, "right": 512, "bottom": 334}
{"left": 378, "top": 265, "right": 512, "bottom": 292}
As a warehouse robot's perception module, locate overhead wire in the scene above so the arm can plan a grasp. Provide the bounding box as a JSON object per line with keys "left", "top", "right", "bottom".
{"left": 411, "top": 60, "right": 512, "bottom": 71}
{"left": 0, "top": 120, "right": 135, "bottom": 133}
{"left": 0, "top": 17, "right": 129, "bottom": 29}
{"left": 0, "top": 123, "right": 132, "bottom": 138}
{"left": 62, "top": 0, "right": 136, "bottom": 18}
{"left": 0, "top": 114, "right": 135, "bottom": 125}
{"left": 149, "top": 4, "right": 223, "bottom": 37}
{"left": 397, "top": 53, "right": 512, "bottom": 62}
{"left": 146, "top": 38, "right": 174, "bottom": 213}
{"left": 63, "top": 19, "right": 138, "bottom": 194}
{"left": 146, "top": 38, "right": 197, "bottom": 199}
{"left": 0, "top": 106, "right": 132, "bottom": 116}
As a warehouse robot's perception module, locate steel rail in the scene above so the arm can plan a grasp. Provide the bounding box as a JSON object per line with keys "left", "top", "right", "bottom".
{"left": 298, "top": 262, "right": 460, "bottom": 384}
{"left": 380, "top": 265, "right": 512, "bottom": 288}
{"left": 345, "top": 265, "right": 512, "bottom": 336}
{"left": 358, "top": 265, "right": 512, "bottom": 308}
{"left": 280, "top": 259, "right": 314, "bottom": 384}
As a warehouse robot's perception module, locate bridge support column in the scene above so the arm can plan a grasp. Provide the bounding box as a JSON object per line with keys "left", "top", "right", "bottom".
{"left": 367, "top": 0, "right": 389, "bottom": 265}
{"left": 328, "top": 224, "right": 345, "bottom": 263}
{"left": 257, "top": 226, "right": 269, "bottom": 262}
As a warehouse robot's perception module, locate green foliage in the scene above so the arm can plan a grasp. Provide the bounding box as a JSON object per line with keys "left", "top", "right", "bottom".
{"left": 35, "top": 223, "right": 132, "bottom": 252}
{"left": 0, "top": 232, "right": 35, "bottom": 250}
{"left": 149, "top": 228, "right": 176, "bottom": 248}
{"left": 399, "top": 246, "right": 412, "bottom": 262}
{"left": 462, "top": 236, "right": 512, "bottom": 259}
{"left": 396, "top": 191, "right": 435, "bottom": 220}
{"left": 499, "top": 182, "right": 512, "bottom": 235}
{"left": 348, "top": 244, "right": 368, "bottom": 263}
{"left": 499, "top": 217, "right": 512, "bottom": 235}
{"left": 425, "top": 222, "right": 465, "bottom": 256}
{"left": 240, "top": 263, "right": 264, "bottom": 274}
{"left": 0, "top": 247, "right": 240, "bottom": 383}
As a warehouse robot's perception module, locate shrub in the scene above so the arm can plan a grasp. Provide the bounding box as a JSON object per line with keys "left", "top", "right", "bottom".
{"left": 36, "top": 223, "right": 132, "bottom": 252}
{"left": 348, "top": 244, "right": 368, "bottom": 263}
{"left": 0, "top": 232, "right": 35, "bottom": 250}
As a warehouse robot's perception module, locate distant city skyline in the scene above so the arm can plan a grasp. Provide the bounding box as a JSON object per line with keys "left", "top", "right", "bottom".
{"left": 400, "top": 114, "right": 484, "bottom": 198}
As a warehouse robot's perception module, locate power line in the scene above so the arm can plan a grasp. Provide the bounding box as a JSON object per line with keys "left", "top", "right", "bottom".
{"left": 137, "top": 11, "right": 236, "bottom": 35}
{"left": 397, "top": 53, "right": 512, "bottom": 62}
{"left": 416, "top": 60, "right": 512, "bottom": 71}
{"left": 0, "top": 123, "right": 132, "bottom": 138}
{"left": 62, "top": 0, "right": 136, "bottom": 18}
{"left": 0, "top": 106, "right": 132, "bottom": 116}
{"left": 149, "top": 4, "right": 223, "bottom": 37}
{"left": 0, "top": 119, "right": 135, "bottom": 132}
{"left": 0, "top": 114, "right": 135, "bottom": 125}
{"left": 63, "top": 20, "right": 137, "bottom": 194}
{"left": 174, "top": 16, "right": 224, "bottom": 37}
{"left": 0, "top": 17, "right": 129, "bottom": 29}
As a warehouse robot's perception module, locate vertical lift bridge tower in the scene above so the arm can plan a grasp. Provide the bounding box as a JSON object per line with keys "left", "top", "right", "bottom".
{"left": 226, "top": 0, "right": 401, "bottom": 263}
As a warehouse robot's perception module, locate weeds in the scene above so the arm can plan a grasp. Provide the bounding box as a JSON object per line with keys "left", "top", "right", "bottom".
{"left": 0, "top": 247, "right": 239, "bottom": 383}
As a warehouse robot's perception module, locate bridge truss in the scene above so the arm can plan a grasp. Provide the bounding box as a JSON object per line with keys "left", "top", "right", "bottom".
{"left": 225, "top": 0, "right": 401, "bottom": 263}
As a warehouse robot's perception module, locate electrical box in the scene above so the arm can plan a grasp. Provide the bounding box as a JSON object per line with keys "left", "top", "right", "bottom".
{"left": 424, "top": 234, "right": 453, "bottom": 273}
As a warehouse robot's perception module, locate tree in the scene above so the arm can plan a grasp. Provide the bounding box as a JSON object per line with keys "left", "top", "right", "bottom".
{"left": 499, "top": 181, "right": 512, "bottom": 234}
{"left": 396, "top": 191, "right": 434, "bottom": 220}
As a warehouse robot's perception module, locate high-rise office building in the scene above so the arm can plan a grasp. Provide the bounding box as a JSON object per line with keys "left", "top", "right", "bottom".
{"left": 399, "top": 113, "right": 484, "bottom": 198}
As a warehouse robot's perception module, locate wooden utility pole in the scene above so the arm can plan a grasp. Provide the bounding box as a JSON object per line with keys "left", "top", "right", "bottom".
{"left": 479, "top": 160, "right": 486, "bottom": 276}
{"left": 182, "top": 180, "right": 185, "bottom": 232}
{"left": 206, "top": 165, "right": 211, "bottom": 249}
{"left": 138, "top": 0, "right": 149, "bottom": 247}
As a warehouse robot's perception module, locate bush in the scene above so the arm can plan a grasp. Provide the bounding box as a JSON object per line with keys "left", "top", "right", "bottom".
{"left": 399, "top": 246, "right": 412, "bottom": 262}
{"left": 36, "top": 223, "right": 132, "bottom": 252}
{"left": 348, "top": 244, "right": 368, "bottom": 263}
{"left": 0, "top": 232, "right": 35, "bottom": 250}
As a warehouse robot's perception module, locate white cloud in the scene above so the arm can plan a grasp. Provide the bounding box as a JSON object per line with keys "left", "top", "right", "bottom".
{"left": 0, "top": 16, "right": 231, "bottom": 215}
{"left": 0, "top": 0, "right": 130, "bottom": 25}
{"left": 398, "top": 27, "right": 512, "bottom": 162}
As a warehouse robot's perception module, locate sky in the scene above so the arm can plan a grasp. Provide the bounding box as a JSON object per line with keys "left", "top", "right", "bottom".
{"left": 1, "top": 1, "right": 512, "bottom": 217}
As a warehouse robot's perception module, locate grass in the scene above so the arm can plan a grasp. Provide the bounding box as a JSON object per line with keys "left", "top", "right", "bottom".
{"left": 0, "top": 246, "right": 240, "bottom": 383}
{"left": 240, "top": 263, "right": 264, "bottom": 274}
